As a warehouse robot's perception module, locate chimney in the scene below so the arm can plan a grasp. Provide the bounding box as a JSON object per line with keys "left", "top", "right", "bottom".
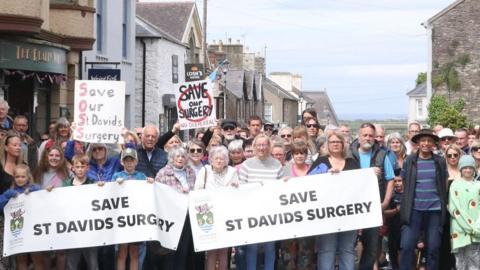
{"left": 228, "top": 38, "right": 232, "bottom": 44}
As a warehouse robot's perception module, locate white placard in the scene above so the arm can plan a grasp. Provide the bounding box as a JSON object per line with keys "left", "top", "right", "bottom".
{"left": 189, "top": 168, "right": 383, "bottom": 251}
{"left": 3, "top": 181, "right": 188, "bottom": 256}
{"left": 175, "top": 79, "right": 216, "bottom": 130}
{"left": 73, "top": 80, "right": 125, "bottom": 143}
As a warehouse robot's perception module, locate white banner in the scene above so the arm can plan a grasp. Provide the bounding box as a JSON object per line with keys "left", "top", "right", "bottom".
{"left": 189, "top": 168, "right": 382, "bottom": 251}
{"left": 175, "top": 79, "right": 216, "bottom": 130}
{"left": 3, "top": 181, "right": 188, "bottom": 256}
{"left": 73, "top": 80, "right": 125, "bottom": 143}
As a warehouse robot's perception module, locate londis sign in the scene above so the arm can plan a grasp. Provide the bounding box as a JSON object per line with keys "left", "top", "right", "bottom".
{"left": 185, "top": 64, "right": 205, "bottom": 82}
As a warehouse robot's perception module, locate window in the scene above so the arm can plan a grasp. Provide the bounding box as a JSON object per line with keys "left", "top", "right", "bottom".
{"left": 96, "top": 0, "right": 103, "bottom": 52}
{"left": 416, "top": 98, "right": 423, "bottom": 118}
{"left": 172, "top": 55, "right": 178, "bottom": 83}
{"left": 122, "top": 0, "right": 128, "bottom": 58}
{"left": 264, "top": 103, "right": 272, "bottom": 122}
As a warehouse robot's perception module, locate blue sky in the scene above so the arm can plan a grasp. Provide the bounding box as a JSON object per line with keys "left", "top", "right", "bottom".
{"left": 143, "top": 0, "right": 456, "bottom": 119}
{"left": 202, "top": 0, "right": 457, "bottom": 119}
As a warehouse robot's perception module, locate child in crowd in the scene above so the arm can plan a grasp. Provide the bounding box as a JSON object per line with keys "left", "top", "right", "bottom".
{"left": 111, "top": 148, "right": 148, "bottom": 270}
{"left": 62, "top": 153, "right": 99, "bottom": 270}
{"left": 449, "top": 155, "right": 480, "bottom": 270}
{"left": 0, "top": 164, "right": 45, "bottom": 270}
{"left": 384, "top": 173, "right": 403, "bottom": 270}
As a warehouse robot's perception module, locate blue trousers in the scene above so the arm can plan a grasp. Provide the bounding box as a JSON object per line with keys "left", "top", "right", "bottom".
{"left": 317, "top": 231, "right": 356, "bottom": 270}
{"left": 245, "top": 241, "right": 275, "bottom": 270}
{"left": 400, "top": 210, "right": 442, "bottom": 270}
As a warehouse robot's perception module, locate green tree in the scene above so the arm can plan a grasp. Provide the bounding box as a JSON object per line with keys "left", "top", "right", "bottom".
{"left": 416, "top": 72, "right": 427, "bottom": 86}
{"left": 427, "top": 95, "right": 470, "bottom": 130}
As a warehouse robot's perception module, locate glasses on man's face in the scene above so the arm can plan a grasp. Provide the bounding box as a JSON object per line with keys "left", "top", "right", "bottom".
{"left": 472, "top": 147, "right": 480, "bottom": 153}
{"left": 223, "top": 126, "right": 235, "bottom": 131}
{"left": 446, "top": 153, "right": 459, "bottom": 159}
{"left": 441, "top": 137, "right": 452, "bottom": 142}
{"left": 280, "top": 134, "right": 292, "bottom": 138}
{"left": 264, "top": 127, "right": 273, "bottom": 131}
{"left": 306, "top": 124, "right": 318, "bottom": 129}
{"left": 189, "top": 148, "right": 203, "bottom": 154}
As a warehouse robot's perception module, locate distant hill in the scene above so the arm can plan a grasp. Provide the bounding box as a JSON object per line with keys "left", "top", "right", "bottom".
{"left": 339, "top": 119, "right": 408, "bottom": 137}
{"left": 339, "top": 113, "right": 407, "bottom": 121}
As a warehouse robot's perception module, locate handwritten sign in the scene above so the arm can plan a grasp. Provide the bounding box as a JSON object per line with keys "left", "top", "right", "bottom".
{"left": 175, "top": 79, "right": 216, "bottom": 130}
{"left": 74, "top": 80, "right": 125, "bottom": 143}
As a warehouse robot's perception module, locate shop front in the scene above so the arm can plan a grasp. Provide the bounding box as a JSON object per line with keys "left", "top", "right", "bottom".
{"left": 0, "top": 37, "right": 68, "bottom": 138}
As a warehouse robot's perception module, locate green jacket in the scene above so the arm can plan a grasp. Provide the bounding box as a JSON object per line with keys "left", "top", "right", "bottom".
{"left": 448, "top": 178, "right": 480, "bottom": 253}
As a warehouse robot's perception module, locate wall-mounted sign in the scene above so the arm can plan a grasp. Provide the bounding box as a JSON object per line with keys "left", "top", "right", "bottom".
{"left": 0, "top": 39, "right": 67, "bottom": 74}
{"left": 88, "top": 69, "right": 121, "bottom": 81}
{"left": 185, "top": 64, "right": 205, "bottom": 82}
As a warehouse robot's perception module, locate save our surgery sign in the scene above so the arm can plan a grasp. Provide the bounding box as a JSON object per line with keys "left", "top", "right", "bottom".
{"left": 73, "top": 80, "right": 125, "bottom": 143}
{"left": 175, "top": 79, "right": 216, "bottom": 130}
{"left": 3, "top": 181, "right": 188, "bottom": 256}
{"left": 189, "top": 168, "right": 382, "bottom": 251}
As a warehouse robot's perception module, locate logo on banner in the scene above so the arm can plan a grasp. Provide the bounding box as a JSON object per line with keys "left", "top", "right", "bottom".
{"left": 195, "top": 203, "right": 214, "bottom": 233}
{"left": 10, "top": 209, "right": 25, "bottom": 237}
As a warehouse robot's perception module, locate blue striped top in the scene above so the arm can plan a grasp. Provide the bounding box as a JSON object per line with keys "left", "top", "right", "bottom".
{"left": 414, "top": 158, "right": 441, "bottom": 211}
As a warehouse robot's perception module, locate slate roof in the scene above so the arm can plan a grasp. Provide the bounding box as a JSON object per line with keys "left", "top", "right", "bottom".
{"left": 406, "top": 82, "right": 426, "bottom": 97}
{"left": 302, "top": 91, "right": 339, "bottom": 126}
{"left": 136, "top": 2, "right": 194, "bottom": 42}
{"left": 263, "top": 77, "right": 298, "bottom": 101}
{"left": 225, "top": 70, "right": 245, "bottom": 99}
{"left": 135, "top": 16, "right": 183, "bottom": 46}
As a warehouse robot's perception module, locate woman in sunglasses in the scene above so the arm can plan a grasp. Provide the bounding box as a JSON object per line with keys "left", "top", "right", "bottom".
{"left": 187, "top": 140, "right": 206, "bottom": 175}
{"left": 86, "top": 143, "right": 122, "bottom": 183}
{"left": 469, "top": 140, "right": 480, "bottom": 175}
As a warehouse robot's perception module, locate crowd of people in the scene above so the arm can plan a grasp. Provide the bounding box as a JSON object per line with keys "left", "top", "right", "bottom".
{"left": 0, "top": 96, "right": 479, "bottom": 270}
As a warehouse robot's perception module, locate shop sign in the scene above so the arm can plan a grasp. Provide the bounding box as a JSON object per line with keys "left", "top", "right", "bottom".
{"left": 88, "top": 69, "right": 121, "bottom": 81}
{"left": 0, "top": 39, "right": 67, "bottom": 74}
{"left": 185, "top": 64, "right": 204, "bottom": 82}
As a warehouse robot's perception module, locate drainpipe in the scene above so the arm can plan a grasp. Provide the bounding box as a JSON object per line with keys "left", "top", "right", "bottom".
{"left": 141, "top": 38, "right": 146, "bottom": 126}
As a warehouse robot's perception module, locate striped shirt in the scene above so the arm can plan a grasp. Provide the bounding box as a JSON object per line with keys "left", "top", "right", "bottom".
{"left": 414, "top": 158, "right": 441, "bottom": 211}
{"left": 238, "top": 156, "right": 284, "bottom": 184}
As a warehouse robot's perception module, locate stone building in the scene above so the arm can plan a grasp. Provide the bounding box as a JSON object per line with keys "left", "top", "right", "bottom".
{"left": 136, "top": 1, "right": 204, "bottom": 132}
{"left": 301, "top": 91, "right": 339, "bottom": 126}
{"left": 426, "top": 0, "right": 480, "bottom": 122}
{"left": 263, "top": 77, "right": 298, "bottom": 128}
{"left": 0, "top": 0, "right": 95, "bottom": 137}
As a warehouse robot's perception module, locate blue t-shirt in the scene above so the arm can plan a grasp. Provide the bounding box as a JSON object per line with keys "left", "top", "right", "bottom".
{"left": 111, "top": 170, "right": 147, "bottom": 181}
{"left": 358, "top": 150, "right": 394, "bottom": 181}
{"left": 413, "top": 158, "right": 440, "bottom": 211}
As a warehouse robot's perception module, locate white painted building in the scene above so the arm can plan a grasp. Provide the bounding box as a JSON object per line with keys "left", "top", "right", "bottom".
{"left": 406, "top": 82, "right": 428, "bottom": 124}
{"left": 82, "top": 0, "right": 136, "bottom": 128}
{"left": 135, "top": 16, "right": 187, "bottom": 132}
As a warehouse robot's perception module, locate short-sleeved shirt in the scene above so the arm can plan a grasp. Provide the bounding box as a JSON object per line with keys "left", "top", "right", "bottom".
{"left": 112, "top": 170, "right": 147, "bottom": 181}
{"left": 358, "top": 150, "right": 394, "bottom": 181}
{"left": 413, "top": 158, "right": 440, "bottom": 211}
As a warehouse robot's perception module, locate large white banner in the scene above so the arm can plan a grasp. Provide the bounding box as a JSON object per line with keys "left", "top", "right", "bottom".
{"left": 73, "top": 80, "right": 125, "bottom": 144}
{"left": 189, "top": 168, "right": 383, "bottom": 251}
{"left": 3, "top": 181, "right": 188, "bottom": 256}
{"left": 175, "top": 79, "right": 216, "bottom": 130}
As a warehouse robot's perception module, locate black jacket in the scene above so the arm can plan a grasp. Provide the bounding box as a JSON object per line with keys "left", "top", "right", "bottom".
{"left": 399, "top": 152, "right": 448, "bottom": 226}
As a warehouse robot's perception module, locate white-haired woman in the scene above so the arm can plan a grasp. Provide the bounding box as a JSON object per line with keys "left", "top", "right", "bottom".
{"left": 154, "top": 146, "right": 195, "bottom": 270}
{"left": 227, "top": 139, "right": 245, "bottom": 167}
{"left": 195, "top": 146, "right": 239, "bottom": 270}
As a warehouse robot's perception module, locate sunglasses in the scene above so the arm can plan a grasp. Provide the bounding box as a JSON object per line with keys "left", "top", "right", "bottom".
{"left": 446, "top": 153, "right": 459, "bottom": 158}
{"left": 472, "top": 147, "right": 480, "bottom": 153}
{"left": 189, "top": 148, "right": 203, "bottom": 154}
{"left": 280, "top": 134, "right": 292, "bottom": 138}
{"left": 223, "top": 126, "right": 235, "bottom": 131}
{"left": 441, "top": 137, "right": 453, "bottom": 142}
{"left": 92, "top": 147, "right": 104, "bottom": 152}
{"left": 306, "top": 124, "right": 318, "bottom": 128}
{"left": 264, "top": 127, "right": 273, "bottom": 131}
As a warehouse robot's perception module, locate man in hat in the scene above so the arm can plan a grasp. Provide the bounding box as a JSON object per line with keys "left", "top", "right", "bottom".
{"left": 437, "top": 128, "right": 457, "bottom": 155}
{"left": 399, "top": 129, "right": 448, "bottom": 270}
{"left": 263, "top": 123, "right": 274, "bottom": 137}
